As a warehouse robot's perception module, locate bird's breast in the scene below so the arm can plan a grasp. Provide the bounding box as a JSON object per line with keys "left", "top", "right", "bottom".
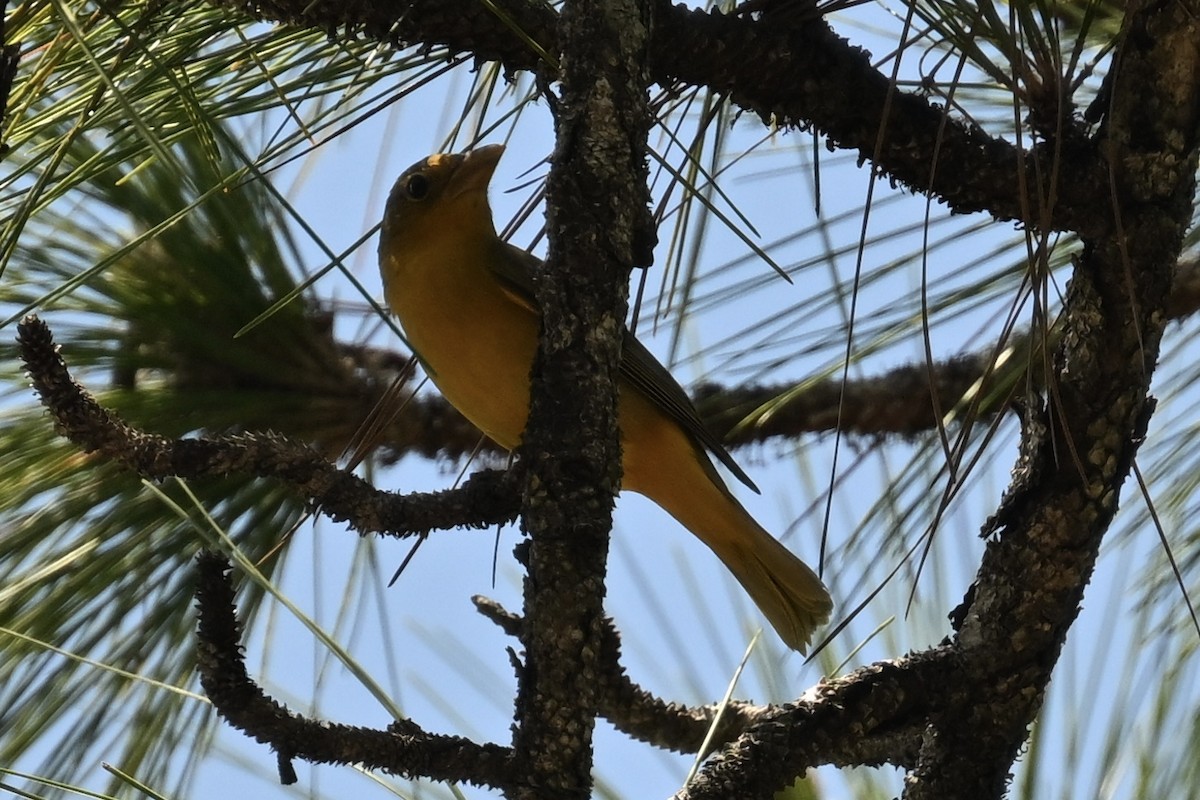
{"left": 384, "top": 243, "right": 539, "bottom": 451}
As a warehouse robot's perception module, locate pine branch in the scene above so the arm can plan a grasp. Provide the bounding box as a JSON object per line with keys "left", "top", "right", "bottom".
{"left": 207, "top": 0, "right": 1109, "bottom": 233}
{"left": 0, "top": 0, "right": 20, "bottom": 157}
{"left": 899, "top": 0, "right": 1200, "bottom": 793}
{"left": 355, "top": 256, "right": 1200, "bottom": 453}
{"left": 505, "top": 0, "right": 655, "bottom": 795}
{"left": 15, "top": 314, "right": 520, "bottom": 536}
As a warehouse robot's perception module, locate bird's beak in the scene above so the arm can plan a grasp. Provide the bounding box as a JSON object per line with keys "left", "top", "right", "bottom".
{"left": 445, "top": 144, "right": 505, "bottom": 200}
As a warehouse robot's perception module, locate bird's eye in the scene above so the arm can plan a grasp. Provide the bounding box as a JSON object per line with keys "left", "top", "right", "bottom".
{"left": 405, "top": 174, "right": 430, "bottom": 200}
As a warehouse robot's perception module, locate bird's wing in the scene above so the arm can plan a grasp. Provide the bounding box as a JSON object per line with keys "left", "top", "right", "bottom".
{"left": 488, "top": 242, "right": 541, "bottom": 314}
{"left": 491, "top": 243, "right": 759, "bottom": 494}
{"left": 618, "top": 333, "right": 759, "bottom": 494}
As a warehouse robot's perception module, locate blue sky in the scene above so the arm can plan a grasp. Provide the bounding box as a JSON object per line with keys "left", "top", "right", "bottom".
{"left": 8, "top": 4, "right": 1197, "bottom": 799}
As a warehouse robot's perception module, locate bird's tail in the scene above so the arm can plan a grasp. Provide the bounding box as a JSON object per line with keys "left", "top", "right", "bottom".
{"left": 705, "top": 515, "right": 833, "bottom": 654}
{"left": 629, "top": 450, "right": 832, "bottom": 653}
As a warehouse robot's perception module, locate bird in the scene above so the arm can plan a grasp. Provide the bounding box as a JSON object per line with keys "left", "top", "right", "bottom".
{"left": 378, "top": 144, "right": 833, "bottom": 652}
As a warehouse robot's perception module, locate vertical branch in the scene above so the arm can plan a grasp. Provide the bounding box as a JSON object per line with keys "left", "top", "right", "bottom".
{"left": 903, "top": 0, "right": 1200, "bottom": 795}
{"left": 510, "top": 0, "right": 654, "bottom": 797}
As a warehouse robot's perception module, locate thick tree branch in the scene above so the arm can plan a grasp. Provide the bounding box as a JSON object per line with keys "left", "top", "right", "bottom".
{"left": 16, "top": 315, "right": 520, "bottom": 535}
{"left": 249, "top": 0, "right": 555, "bottom": 72}
{"left": 902, "top": 0, "right": 1200, "bottom": 794}
{"left": 649, "top": 2, "right": 1108, "bottom": 236}
{"left": 194, "top": 552, "right": 514, "bottom": 788}
{"left": 507, "top": 0, "right": 655, "bottom": 796}
{"left": 677, "top": 650, "right": 953, "bottom": 798}
{"left": 210, "top": 0, "right": 1109, "bottom": 233}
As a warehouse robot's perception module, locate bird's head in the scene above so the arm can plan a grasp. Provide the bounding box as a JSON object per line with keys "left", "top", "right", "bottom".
{"left": 380, "top": 144, "right": 505, "bottom": 255}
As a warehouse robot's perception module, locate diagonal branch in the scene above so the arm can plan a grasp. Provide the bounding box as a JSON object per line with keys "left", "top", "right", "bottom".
{"left": 649, "top": 2, "right": 1108, "bottom": 236}
{"left": 676, "top": 649, "right": 954, "bottom": 798}
{"left": 475, "top": 596, "right": 928, "bottom": 774}
{"left": 209, "top": 0, "right": 1108, "bottom": 233}
{"left": 16, "top": 314, "right": 520, "bottom": 536}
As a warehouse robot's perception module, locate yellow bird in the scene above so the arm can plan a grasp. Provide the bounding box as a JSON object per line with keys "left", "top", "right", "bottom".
{"left": 378, "top": 144, "right": 832, "bottom": 652}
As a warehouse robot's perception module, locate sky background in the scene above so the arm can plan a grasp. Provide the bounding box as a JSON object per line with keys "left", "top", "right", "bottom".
{"left": 7, "top": 2, "right": 1199, "bottom": 799}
